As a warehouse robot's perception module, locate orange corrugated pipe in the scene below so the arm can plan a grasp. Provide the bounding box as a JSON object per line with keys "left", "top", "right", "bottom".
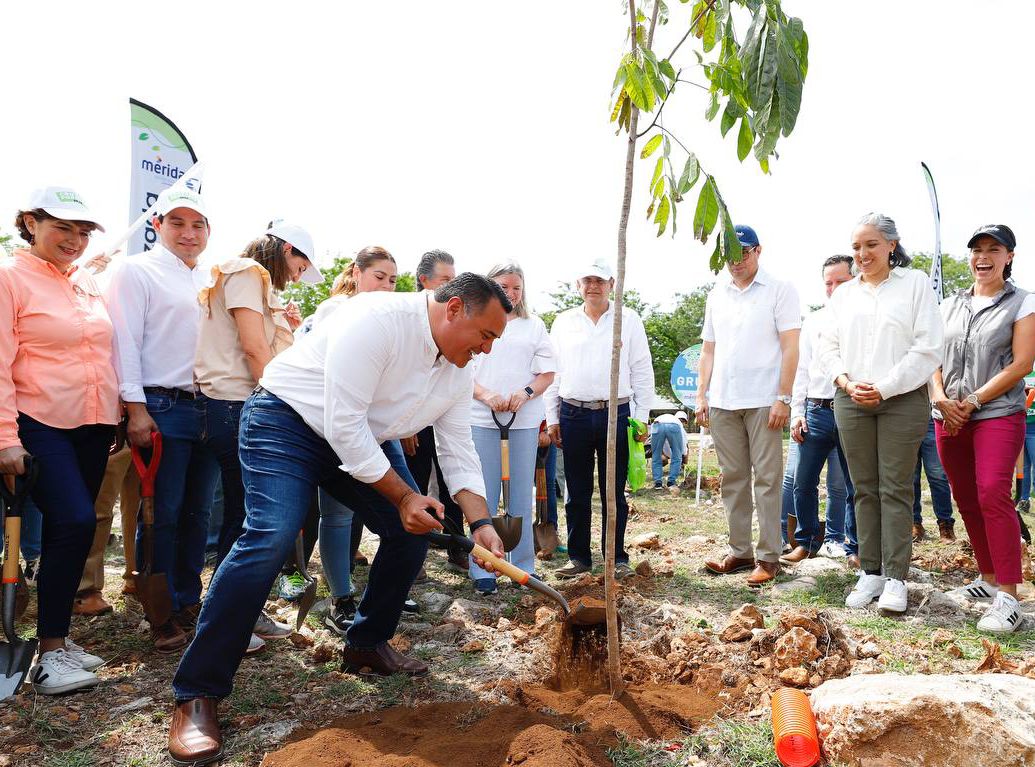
{"left": 772, "top": 687, "right": 821, "bottom": 767}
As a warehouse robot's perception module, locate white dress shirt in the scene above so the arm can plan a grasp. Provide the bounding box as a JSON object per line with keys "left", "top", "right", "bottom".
{"left": 701, "top": 268, "right": 801, "bottom": 410}
{"left": 106, "top": 245, "right": 209, "bottom": 403}
{"left": 543, "top": 302, "right": 654, "bottom": 425}
{"left": 790, "top": 307, "right": 837, "bottom": 420}
{"left": 817, "top": 268, "right": 943, "bottom": 400}
{"left": 259, "top": 291, "right": 486, "bottom": 497}
{"left": 470, "top": 315, "right": 556, "bottom": 431}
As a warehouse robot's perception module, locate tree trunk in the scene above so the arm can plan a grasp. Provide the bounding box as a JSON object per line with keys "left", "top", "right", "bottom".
{"left": 605, "top": 0, "right": 659, "bottom": 697}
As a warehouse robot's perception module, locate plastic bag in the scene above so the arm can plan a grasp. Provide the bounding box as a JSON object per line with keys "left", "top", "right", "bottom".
{"left": 627, "top": 418, "right": 648, "bottom": 491}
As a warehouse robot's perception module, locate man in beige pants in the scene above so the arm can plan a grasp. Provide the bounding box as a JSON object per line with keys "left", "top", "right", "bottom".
{"left": 695, "top": 225, "right": 800, "bottom": 586}
{"left": 73, "top": 445, "right": 140, "bottom": 614}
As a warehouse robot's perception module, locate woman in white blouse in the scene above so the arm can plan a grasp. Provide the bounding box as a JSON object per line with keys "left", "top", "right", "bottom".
{"left": 469, "top": 263, "right": 555, "bottom": 595}
{"left": 819, "top": 213, "right": 942, "bottom": 613}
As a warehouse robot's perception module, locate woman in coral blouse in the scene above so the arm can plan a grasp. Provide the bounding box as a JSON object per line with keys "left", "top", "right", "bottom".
{"left": 0, "top": 188, "right": 119, "bottom": 694}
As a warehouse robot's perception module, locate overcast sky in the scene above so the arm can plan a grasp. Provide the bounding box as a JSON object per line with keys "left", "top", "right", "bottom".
{"left": 2, "top": 1, "right": 1032, "bottom": 311}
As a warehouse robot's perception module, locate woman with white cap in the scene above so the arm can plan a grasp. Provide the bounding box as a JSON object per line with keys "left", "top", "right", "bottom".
{"left": 0, "top": 188, "right": 119, "bottom": 693}
{"left": 195, "top": 220, "right": 320, "bottom": 650}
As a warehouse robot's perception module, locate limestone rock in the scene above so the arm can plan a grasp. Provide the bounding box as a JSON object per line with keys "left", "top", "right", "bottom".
{"left": 779, "top": 667, "right": 810, "bottom": 686}
{"left": 778, "top": 609, "right": 828, "bottom": 639}
{"left": 444, "top": 598, "right": 496, "bottom": 626}
{"left": 431, "top": 621, "right": 463, "bottom": 643}
{"left": 720, "top": 625, "right": 754, "bottom": 643}
{"left": 534, "top": 606, "right": 555, "bottom": 629}
{"left": 460, "top": 639, "right": 484, "bottom": 653}
{"left": 421, "top": 591, "right": 453, "bottom": 613}
{"left": 632, "top": 532, "right": 661, "bottom": 549}
{"left": 810, "top": 674, "right": 1035, "bottom": 767}
{"left": 730, "top": 603, "right": 766, "bottom": 630}
{"left": 929, "top": 628, "right": 955, "bottom": 646}
{"left": 774, "top": 627, "right": 820, "bottom": 670}
{"left": 792, "top": 557, "right": 846, "bottom": 577}
{"left": 634, "top": 560, "right": 654, "bottom": 577}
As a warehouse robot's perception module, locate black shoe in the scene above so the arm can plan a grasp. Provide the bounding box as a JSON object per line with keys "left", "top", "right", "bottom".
{"left": 401, "top": 598, "right": 421, "bottom": 614}
{"left": 323, "top": 596, "right": 357, "bottom": 637}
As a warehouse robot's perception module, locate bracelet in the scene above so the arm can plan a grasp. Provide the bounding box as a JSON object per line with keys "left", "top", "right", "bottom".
{"left": 469, "top": 518, "right": 494, "bottom": 534}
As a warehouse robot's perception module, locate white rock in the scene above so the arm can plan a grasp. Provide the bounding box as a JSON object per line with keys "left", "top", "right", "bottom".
{"left": 420, "top": 592, "right": 453, "bottom": 613}
{"left": 110, "top": 696, "right": 153, "bottom": 714}
{"left": 443, "top": 598, "right": 497, "bottom": 625}
{"left": 907, "top": 583, "right": 968, "bottom": 626}
{"left": 246, "top": 719, "right": 301, "bottom": 745}
{"left": 792, "top": 557, "right": 846, "bottom": 577}
{"left": 810, "top": 674, "right": 1035, "bottom": 767}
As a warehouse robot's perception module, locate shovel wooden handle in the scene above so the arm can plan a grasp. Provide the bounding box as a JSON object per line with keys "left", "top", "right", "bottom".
{"left": 2, "top": 517, "right": 20, "bottom": 584}
{"left": 471, "top": 543, "right": 529, "bottom": 586}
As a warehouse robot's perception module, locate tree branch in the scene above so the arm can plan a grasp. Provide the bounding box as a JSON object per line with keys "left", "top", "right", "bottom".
{"left": 665, "top": 0, "right": 717, "bottom": 62}
{"left": 635, "top": 69, "right": 680, "bottom": 139}
{"left": 657, "top": 125, "right": 693, "bottom": 158}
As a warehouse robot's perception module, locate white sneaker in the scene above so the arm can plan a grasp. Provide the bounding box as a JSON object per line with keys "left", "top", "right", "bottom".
{"left": 977, "top": 592, "right": 1023, "bottom": 634}
{"left": 64, "top": 638, "right": 105, "bottom": 671}
{"left": 877, "top": 578, "right": 909, "bottom": 613}
{"left": 947, "top": 579, "right": 999, "bottom": 602}
{"left": 846, "top": 573, "right": 887, "bottom": 609}
{"left": 30, "top": 648, "right": 99, "bottom": 694}
{"left": 817, "top": 541, "right": 847, "bottom": 558}
{"left": 244, "top": 633, "right": 266, "bottom": 656}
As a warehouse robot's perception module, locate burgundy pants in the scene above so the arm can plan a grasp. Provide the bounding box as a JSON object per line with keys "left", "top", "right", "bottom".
{"left": 935, "top": 412, "right": 1024, "bottom": 585}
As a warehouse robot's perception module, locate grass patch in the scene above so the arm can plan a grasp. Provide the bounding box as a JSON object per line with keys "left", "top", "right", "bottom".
{"left": 706, "top": 719, "right": 780, "bottom": 767}
{"left": 607, "top": 734, "right": 702, "bottom": 767}
{"left": 667, "top": 566, "right": 758, "bottom": 612}
{"left": 372, "top": 673, "right": 414, "bottom": 706}
{"left": 43, "top": 750, "right": 96, "bottom": 767}
{"left": 773, "top": 570, "right": 856, "bottom": 608}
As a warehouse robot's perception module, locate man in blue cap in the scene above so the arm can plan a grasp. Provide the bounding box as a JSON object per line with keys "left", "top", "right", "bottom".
{"left": 695, "top": 225, "right": 801, "bottom": 586}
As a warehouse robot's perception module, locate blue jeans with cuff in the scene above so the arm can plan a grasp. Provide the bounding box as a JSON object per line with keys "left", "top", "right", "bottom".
{"left": 792, "top": 403, "right": 854, "bottom": 552}
{"left": 651, "top": 422, "right": 685, "bottom": 485}
{"left": 912, "top": 418, "right": 955, "bottom": 526}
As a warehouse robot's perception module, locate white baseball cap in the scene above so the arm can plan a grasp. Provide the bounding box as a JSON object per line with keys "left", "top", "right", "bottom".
{"left": 676, "top": 411, "right": 689, "bottom": 422}
{"left": 155, "top": 187, "right": 208, "bottom": 219}
{"left": 576, "top": 257, "right": 614, "bottom": 281}
{"left": 265, "top": 220, "right": 323, "bottom": 284}
{"left": 26, "top": 187, "right": 105, "bottom": 232}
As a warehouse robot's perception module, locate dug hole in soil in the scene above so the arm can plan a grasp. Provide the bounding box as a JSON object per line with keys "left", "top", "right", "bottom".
{"left": 263, "top": 590, "right": 726, "bottom": 767}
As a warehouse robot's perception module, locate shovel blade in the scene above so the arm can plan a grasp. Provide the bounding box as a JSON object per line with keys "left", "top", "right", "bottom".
{"left": 295, "top": 582, "right": 317, "bottom": 631}
{"left": 134, "top": 572, "right": 173, "bottom": 627}
{"left": 0, "top": 637, "right": 39, "bottom": 700}
{"left": 565, "top": 596, "right": 608, "bottom": 626}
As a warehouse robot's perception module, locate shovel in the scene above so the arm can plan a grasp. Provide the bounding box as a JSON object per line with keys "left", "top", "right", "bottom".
{"left": 293, "top": 531, "right": 317, "bottom": 630}
{"left": 1, "top": 456, "right": 39, "bottom": 700}
{"left": 490, "top": 410, "right": 522, "bottom": 552}
{"left": 131, "top": 432, "right": 173, "bottom": 628}
{"left": 533, "top": 442, "right": 559, "bottom": 559}
{"left": 425, "top": 522, "right": 568, "bottom": 615}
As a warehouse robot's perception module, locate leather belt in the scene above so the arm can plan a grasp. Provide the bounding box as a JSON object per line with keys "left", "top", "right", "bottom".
{"left": 144, "top": 386, "right": 197, "bottom": 401}
{"left": 562, "top": 397, "right": 630, "bottom": 411}
{"left": 807, "top": 397, "right": 834, "bottom": 409}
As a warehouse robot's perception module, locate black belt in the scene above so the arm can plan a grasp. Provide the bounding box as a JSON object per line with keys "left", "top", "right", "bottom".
{"left": 807, "top": 397, "right": 834, "bottom": 409}
{"left": 144, "top": 386, "right": 197, "bottom": 401}
{"left": 562, "top": 397, "right": 630, "bottom": 411}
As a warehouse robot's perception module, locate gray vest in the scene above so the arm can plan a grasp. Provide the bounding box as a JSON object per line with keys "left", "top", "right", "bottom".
{"left": 939, "top": 282, "right": 1028, "bottom": 421}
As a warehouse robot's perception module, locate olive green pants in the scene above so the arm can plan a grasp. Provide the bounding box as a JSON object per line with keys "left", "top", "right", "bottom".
{"left": 833, "top": 386, "right": 930, "bottom": 580}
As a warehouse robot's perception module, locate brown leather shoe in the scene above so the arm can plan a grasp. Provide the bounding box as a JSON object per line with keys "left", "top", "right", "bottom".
{"left": 937, "top": 520, "right": 956, "bottom": 542}
{"left": 703, "top": 555, "right": 755, "bottom": 575}
{"left": 846, "top": 554, "right": 861, "bottom": 569}
{"left": 911, "top": 523, "right": 926, "bottom": 543}
{"left": 122, "top": 579, "right": 137, "bottom": 596}
{"left": 746, "top": 560, "right": 780, "bottom": 587}
{"left": 73, "top": 590, "right": 113, "bottom": 616}
{"left": 151, "top": 619, "right": 189, "bottom": 654}
{"left": 173, "top": 603, "right": 202, "bottom": 632}
{"left": 168, "top": 698, "right": 223, "bottom": 766}
{"left": 341, "top": 641, "right": 429, "bottom": 677}
{"left": 779, "top": 545, "right": 816, "bottom": 565}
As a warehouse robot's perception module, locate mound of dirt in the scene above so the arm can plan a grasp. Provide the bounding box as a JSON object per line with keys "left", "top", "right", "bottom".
{"left": 261, "top": 702, "right": 607, "bottom": 767}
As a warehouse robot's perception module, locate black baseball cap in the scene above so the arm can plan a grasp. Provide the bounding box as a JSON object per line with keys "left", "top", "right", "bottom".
{"left": 967, "top": 224, "right": 1016, "bottom": 251}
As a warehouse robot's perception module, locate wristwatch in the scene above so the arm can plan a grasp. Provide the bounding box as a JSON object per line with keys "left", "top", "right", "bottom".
{"left": 777, "top": 394, "right": 792, "bottom": 406}
{"left": 965, "top": 393, "right": 982, "bottom": 410}
{"left": 469, "top": 518, "right": 494, "bottom": 534}
{"left": 524, "top": 386, "right": 535, "bottom": 399}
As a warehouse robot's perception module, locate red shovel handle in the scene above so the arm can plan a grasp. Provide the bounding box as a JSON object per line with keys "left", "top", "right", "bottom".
{"left": 131, "top": 431, "right": 163, "bottom": 497}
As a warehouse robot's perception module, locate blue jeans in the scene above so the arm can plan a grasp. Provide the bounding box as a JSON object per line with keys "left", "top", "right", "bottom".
{"left": 17, "top": 414, "right": 113, "bottom": 638}
{"left": 1021, "top": 421, "right": 1035, "bottom": 499}
{"left": 781, "top": 440, "right": 800, "bottom": 544}
{"left": 544, "top": 443, "right": 558, "bottom": 526}
{"left": 202, "top": 398, "right": 246, "bottom": 568}
{"left": 20, "top": 496, "right": 43, "bottom": 561}
{"left": 559, "top": 401, "right": 630, "bottom": 567}
{"left": 173, "top": 391, "right": 427, "bottom": 701}
{"left": 470, "top": 425, "right": 538, "bottom": 579}
{"left": 651, "top": 422, "right": 685, "bottom": 485}
{"left": 792, "top": 404, "right": 854, "bottom": 551}
{"left": 139, "top": 391, "right": 219, "bottom": 613}
{"left": 913, "top": 418, "right": 954, "bottom": 525}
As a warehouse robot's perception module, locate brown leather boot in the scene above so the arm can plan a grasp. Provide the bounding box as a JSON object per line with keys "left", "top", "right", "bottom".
{"left": 151, "top": 619, "right": 189, "bottom": 654}
{"left": 341, "top": 641, "right": 429, "bottom": 676}
{"left": 779, "top": 546, "right": 816, "bottom": 565}
{"left": 168, "top": 698, "right": 223, "bottom": 766}
{"left": 747, "top": 560, "right": 780, "bottom": 587}
{"left": 911, "top": 523, "right": 926, "bottom": 543}
{"left": 846, "top": 554, "right": 861, "bottom": 570}
{"left": 703, "top": 554, "right": 755, "bottom": 575}
{"left": 72, "top": 590, "right": 113, "bottom": 616}
{"left": 937, "top": 520, "right": 956, "bottom": 542}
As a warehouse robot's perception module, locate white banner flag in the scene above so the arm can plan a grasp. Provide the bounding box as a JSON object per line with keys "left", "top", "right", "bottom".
{"left": 921, "top": 161, "right": 942, "bottom": 303}
{"left": 129, "top": 99, "right": 201, "bottom": 254}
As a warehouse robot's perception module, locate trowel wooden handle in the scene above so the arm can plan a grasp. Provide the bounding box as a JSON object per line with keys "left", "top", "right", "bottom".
{"left": 2, "top": 517, "right": 21, "bottom": 583}
{"left": 471, "top": 543, "right": 529, "bottom": 586}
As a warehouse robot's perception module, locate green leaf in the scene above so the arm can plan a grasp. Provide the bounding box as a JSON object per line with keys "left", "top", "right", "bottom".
{"left": 693, "top": 177, "right": 719, "bottom": 242}
{"left": 709, "top": 238, "right": 723, "bottom": 273}
{"left": 720, "top": 99, "right": 740, "bottom": 137}
{"left": 691, "top": 0, "right": 709, "bottom": 36}
{"left": 703, "top": 11, "right": 718, "bottom": 52}
{"left": 721, "top": 209, "right": 741, "bottom": 265}
{"left": 651, "top": 156, "right": 664, "bottom": 190}
{"left": 659, "top": 59, "right": 676, "bottom": 81}
{"left": 640, "top": 134, "right": 664, "bottom": 159}
{"left": 610, "top": 91, "right": 627, "bottom": 124}
{"left": 705, "top": 92, "right": 720, "bottom": 120}
{"left": 737, "top": 117, "right": 753, "bottom": 162}
{"left": 654, "top": 195, "right": 671, "bottom": 236}
{"left": 618, "top": 97, "right": 632, "bottom": 133}
{"left": 742, "top": 10, "right": 766, "bottom": 103}
{"left": 785, "top": 17, "right": 809, "bottom": 77}
{"left": 652, "top": 174, "right": 665, "bottom": 199}
{"left": 677, "top": 153, "right": 700, "bottom": 194}
{"left": 612, "top": 61, "right": 628, "bottom": 92}
{"left": 663, "top": 136, "right": 671, "bottom": 158}
{"left": 624, "top": 62, "right": 650, "bottom": 111}
{"left": 755, "top": 28, "right": 779, "bottom": 111}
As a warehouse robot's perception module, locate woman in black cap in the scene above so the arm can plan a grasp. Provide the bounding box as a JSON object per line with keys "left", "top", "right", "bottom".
{"left": 931, "top": 224, "right": 1035, "bottom": 633}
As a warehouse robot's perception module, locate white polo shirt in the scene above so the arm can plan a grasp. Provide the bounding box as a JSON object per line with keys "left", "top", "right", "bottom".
{"left": 701, "top": 268, "right": 801, "bottom": 410}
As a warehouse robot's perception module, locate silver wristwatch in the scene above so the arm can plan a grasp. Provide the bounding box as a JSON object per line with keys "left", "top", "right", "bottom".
{"left": 965, "top": 393, "right": 982, "bottom": 410}
{"left": 777, "top": 395, "right": 792, "bottom": 406}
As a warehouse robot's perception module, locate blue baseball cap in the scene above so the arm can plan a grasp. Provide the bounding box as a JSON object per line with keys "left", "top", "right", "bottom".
{"left": 734, "top": 225, "right": 759, "bottom": 248}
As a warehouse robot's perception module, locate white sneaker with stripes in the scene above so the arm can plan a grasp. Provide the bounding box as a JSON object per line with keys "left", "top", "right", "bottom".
{"left": 977, "top": 592, "right": 1022, "bottom": 634}
{"left": 947, "top": 579, "right": 999, "bottom": 602}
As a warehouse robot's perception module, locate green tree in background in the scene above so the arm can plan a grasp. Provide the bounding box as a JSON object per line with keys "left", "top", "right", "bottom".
{"left": 0, "top": 232, "right": 14, "bottom": 256}
{"left": 910, "top": 252, "right": 971, "bottom": 297}
{"left": 282, "top": 254, "right": 416, "bottom": 317}
{"left": 538, "top": 281, "right": 651, "bottom": 330}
